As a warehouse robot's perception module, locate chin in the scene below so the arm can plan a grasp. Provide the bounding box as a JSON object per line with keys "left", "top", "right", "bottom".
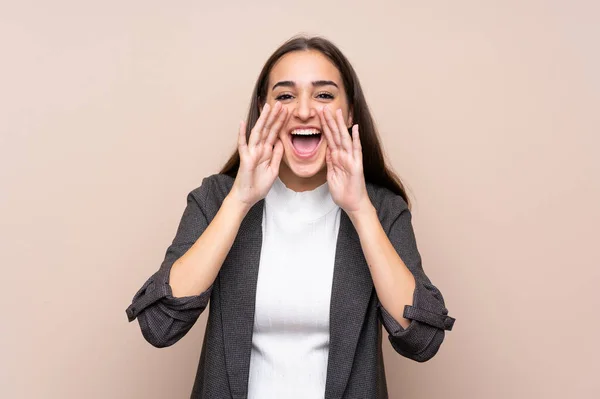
{"left": 288, "top": 161, "right": 326, "bottom": 178}
{"left": 281, "top": 151, "right": 327, "bottom": 179}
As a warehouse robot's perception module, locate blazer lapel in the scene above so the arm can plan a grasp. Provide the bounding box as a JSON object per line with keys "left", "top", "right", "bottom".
{"left": 219, "top": 199, "right": 264, "bottom": 399}
{"left": 325, "top": 211, "right": 374, "bottom": 399}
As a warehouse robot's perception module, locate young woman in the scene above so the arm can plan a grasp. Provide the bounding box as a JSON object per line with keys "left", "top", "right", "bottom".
{"left": 126, "top": 35, "right": 455, "bottom": 399}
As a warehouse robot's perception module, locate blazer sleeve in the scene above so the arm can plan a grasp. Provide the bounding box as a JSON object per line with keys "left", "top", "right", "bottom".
{"left": 378, "top": 203, "right": 455, "bottom": 362}
{"left": 125, "top": 177, "right": 215, "bottom": 348}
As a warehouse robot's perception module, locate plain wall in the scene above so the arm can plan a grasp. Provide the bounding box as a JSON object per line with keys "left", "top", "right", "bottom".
{"left": 1, "top": 1, "right": 599, "bottom": 398}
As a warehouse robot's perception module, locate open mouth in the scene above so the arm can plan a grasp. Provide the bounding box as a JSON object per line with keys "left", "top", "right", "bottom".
{"left": 290, "top": 128, "right": 323, "bottom": 155}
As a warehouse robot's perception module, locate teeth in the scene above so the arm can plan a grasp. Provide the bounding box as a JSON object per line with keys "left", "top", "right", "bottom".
{"left": 291, "top": 128, "right": 321, "bottom": 136}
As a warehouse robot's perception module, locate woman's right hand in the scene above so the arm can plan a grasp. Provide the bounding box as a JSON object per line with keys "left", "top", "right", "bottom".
{"left": 229, "top": 101, "right": 287, "bottom": 209}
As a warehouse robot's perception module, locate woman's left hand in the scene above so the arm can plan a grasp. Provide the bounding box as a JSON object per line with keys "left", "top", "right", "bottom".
{"left": 318, "top": 106, "right": 373, "bottom": 214}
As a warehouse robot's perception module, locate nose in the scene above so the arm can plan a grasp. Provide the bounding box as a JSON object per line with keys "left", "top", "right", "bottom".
{"left": 292, "top": 95, "right": 317, "bottom": 121}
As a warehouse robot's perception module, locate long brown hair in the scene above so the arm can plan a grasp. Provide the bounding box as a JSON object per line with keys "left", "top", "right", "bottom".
{"left": 219, "top": 35, "right": 411, "bottom": 208}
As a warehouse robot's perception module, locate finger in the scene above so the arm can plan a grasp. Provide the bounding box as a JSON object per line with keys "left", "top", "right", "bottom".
{"left": 323, "top": 106, "right": 342, "bottom": 148}
{"left": 238, "top": 120, "right": 248, "bottom": 153}
{"left": 265, "top": 106, "right": 287, "bottom": 146}
{"left": 335, "top": 108, "right": 353, "bottom": 152}
{"left": 260, "top": 101, "right": 282, "bottom": 143}
{"left": 319, "top": 106, "right": 337, "bottom": 150}
{"left": 249, "top": 102, "right": 271, "bottom": 147}
{"left": 318, "top": 107, "right": 337, "bottom": 151}
{"left": 325, "top": 146, "right": 333, "bottom": 173}
{"left": 269, "top": 139, "right": 285, "bottom": 172}
{"left": 351, "top": 124, "right": 362, "bottom": 157}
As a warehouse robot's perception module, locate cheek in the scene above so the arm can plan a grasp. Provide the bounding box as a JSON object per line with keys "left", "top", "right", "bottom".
{"left": 282, "top": 105, "right": 295, "bottom": 122}
{"left": 278, "top": 129, "right": 287, "bottom": 140}
{"left": 330, "top": 99, "right": 349, "bottom": 119}
{"left": 278, "top": 107, "right": 293, "bottom": 137}
{"left": 340, "top": 103, "right": 351, "bottom": 119}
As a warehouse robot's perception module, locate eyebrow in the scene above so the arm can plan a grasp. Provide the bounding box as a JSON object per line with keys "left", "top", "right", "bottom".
{"left": 272, "top": 80, "right": 339, "bottom": 90}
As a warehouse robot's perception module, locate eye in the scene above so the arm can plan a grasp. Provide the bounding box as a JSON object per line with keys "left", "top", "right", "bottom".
{"left": 275, "top": 93, "right": 294, "bottom": 101}
{"left": 316, "top": 92, "right": 334, "bottom": 100}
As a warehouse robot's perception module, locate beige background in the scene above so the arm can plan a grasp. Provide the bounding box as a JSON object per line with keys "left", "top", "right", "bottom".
{"left": 1, "top": 0, "right": 599, "bottom": 398}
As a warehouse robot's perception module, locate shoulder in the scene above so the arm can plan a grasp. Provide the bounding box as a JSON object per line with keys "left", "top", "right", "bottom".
{"left": 188, "top": 173, "right": 235, "bottom": 212}
{"left": 366, "top": 181, "right": 410, "bottom": 227}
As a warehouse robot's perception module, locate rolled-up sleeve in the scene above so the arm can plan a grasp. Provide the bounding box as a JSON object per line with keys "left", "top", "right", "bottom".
{"left": 378, "top": 204, "right": 455, "bottom": 362}
{"left": 125, "top": 177, "right": 215, "bottom": 348}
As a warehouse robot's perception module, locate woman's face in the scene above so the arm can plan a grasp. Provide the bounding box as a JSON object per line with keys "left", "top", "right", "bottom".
{"left": 264, "top": 50, "right": 352, "bottom": 183}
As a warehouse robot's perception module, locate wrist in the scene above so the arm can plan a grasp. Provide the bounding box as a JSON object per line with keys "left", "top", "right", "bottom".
{"left": 346, "top": 200, "right": 377, "bottom": 224}
{"left": 223, "top": 192, "right": 252, "bottom": 218}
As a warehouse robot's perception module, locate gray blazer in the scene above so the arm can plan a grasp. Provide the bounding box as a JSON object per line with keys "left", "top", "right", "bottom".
{"left": 126, "top": 174, "right": 455, "bottom": 399}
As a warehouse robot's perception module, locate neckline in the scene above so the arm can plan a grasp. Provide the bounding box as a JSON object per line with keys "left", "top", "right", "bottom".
{"left": 265, "top": 177, "right": 339, "bottom": 221}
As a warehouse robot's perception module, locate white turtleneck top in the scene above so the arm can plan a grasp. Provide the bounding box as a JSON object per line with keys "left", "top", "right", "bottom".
{"left": 247, "top": 177, "right": 342, "bottom": 399}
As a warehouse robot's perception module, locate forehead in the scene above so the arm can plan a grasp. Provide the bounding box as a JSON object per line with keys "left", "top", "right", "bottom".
{"left": 268, "top": 50, "right": 343, "bottom": 88}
